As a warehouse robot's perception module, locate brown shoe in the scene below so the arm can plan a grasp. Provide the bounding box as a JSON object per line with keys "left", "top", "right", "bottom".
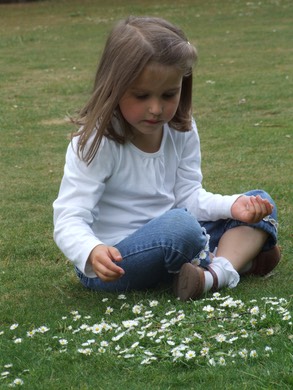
{"left": 173, "top": 263, "right": 218, "bottom": 301}
{"left": 242, "top": 245, "right": 281, "bottom": 277}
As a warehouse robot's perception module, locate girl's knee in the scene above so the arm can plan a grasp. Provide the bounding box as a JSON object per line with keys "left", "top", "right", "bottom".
{"left": 164, "top": 209, "right": 200, "bottom": 232}
{"left": 245, "top": 189, "right": 274, "bottom": 204}
{"left": 163, "top": 208, "right": 206, "bottom": 251}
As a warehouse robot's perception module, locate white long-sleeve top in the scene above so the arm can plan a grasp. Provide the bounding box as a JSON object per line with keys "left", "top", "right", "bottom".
{"left": 53, "top": 121, "right": 240, "bottom": 277}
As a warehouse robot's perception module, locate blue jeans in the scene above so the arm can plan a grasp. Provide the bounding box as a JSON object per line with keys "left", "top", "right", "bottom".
{"left": 76, "top": 189, "right": 278, "bottom": 292}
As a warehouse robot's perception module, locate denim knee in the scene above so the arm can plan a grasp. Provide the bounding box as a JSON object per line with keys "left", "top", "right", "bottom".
{"left": 162, "top": 209, "right": 207, "bottom": 255}
{"left": 114, "top": 208, "right": 206, "bottom": 264}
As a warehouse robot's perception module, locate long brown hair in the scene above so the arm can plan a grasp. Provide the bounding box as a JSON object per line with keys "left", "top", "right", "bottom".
{"left": 73, "top": 16, "right": 197, "bottom": 164}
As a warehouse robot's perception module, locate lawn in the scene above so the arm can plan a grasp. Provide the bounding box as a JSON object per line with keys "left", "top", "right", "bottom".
{"left": 0, "top": 0, "right": 292, "bottom": 388}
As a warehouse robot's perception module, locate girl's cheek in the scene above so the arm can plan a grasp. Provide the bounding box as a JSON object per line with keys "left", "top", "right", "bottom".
{"left": 167, "top": 104, "right": 179, "bottom": 118}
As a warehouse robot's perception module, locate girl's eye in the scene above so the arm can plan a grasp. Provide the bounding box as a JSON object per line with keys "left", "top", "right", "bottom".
{"left": 135, "top": 94, "right": 148, "bottom": 100}
{"left": 133, "top": 91, "right": 178, "bottom": 100}
{"left": 163, "top": 91, "right": 179, "bottom": 99}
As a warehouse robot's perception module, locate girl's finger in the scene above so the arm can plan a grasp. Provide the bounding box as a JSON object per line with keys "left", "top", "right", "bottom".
{"left": 101, "top": 257, "right": 124, "bottom": 276}
{"left": 248, "top": 196, "right": 263, "bottom": 223}
{"left": 255, "top": 196, "right": 273, "bottom": 216}
{"left": 96, "top": 263, "right": 123, "bottom": 282}
{"left": 254, "top": 196, "right": 267, "bottom": 214}
{"left": 108, "top": 246, "right": 123, "bottom": 262}
{"left": 92, "top": 254, "right": 124, "bottom": 281}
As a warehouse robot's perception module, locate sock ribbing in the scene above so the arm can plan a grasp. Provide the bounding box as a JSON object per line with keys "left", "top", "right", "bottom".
{"left": 204, "top": 257, "right": 240, "bottom": 291}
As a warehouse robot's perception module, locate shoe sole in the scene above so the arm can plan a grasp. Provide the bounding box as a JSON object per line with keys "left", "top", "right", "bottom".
{"left": 173, "top": 263, "right": 205, "bottom": 301}
{"left": 243, "top": 245, "right": 281, "bottom": 276}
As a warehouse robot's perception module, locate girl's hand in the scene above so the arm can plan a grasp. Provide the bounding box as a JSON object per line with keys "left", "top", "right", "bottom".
{"left": 231, "top": 195, "right": 273, "bottom": 224}
{"left": 88, "top": 245, "right": 125, "bottom": 282}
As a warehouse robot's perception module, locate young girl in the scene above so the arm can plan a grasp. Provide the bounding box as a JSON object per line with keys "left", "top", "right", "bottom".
{"left": 53, "top": 16, "right": 280, "bottom": 301}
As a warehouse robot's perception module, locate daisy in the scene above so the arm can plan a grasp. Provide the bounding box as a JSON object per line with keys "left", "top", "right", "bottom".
{"left": 141, "top": 358, "right": 152, "bottom": 365}
{"left": 200, "top": 347, "right": 210, "bottom": 357}
{"left": 149, "top": 300, "right": 159, "bottom": 307}
{"left": 208, "top": 358, "right": 216, "bottom": 366}
{"left": 185, "top": 350, "right": 196, "bottom": 360}
{"left": 177, "top": 313, "right": 185, "bottom": 321}
{"left": 203, "top": 305, "right": 214, "bottom": 313}
{"left": 91, "top": 324, "right": 102, "bottom": 334}
{"left": 250, "top": 350, "right": 258, "bottom": 358}
{"left": 266, "top": 328, "right": 274, "bottom": 336}
{"left": 38, "top": 326, "right": 49, "bottom": 333}
{"left": 9, "top": 324, "right": 19, "bottom": 331}
{"left": 172, "top": 350, "right": 184, "bottom": 359}
{"left": 105, "top": 307, "right": 114, "bottom": 315}
{"left": 144, "top": 351, "right": 154, "bottom": 356}
{"left": 239, "top": 349, "right": 248, "bottom": 359}
{"left": 250, "top": 306, "right": 260, "bottom": 315}
{"left": 165, "top": 310, "right": 176, "bottom": 316}
{"left": 124, "top": 354, "right": 135, "bottom": 359}
{"left": 167, "top": 340, "right": 175, "bottom": 346}
{"left": 282, "top": 313, "right": 291, "bottom": 321}
{"left": 112, "top": 332, "right": 126, "bottom": 341}
{"left": 240, "top": 329, "right": 248, "bottom": 338}
{"left": 122, "top": 320, "right": 139, "bottom": 328}
{"left": 27, "top": 330, "right": 37, "bottom": 338}
{"left": 132, "top": 305, "right": 143, "bottom": 314}
{"left": 12, "top": 378, "right": 24, "bottom": 386}
{"left": 77, "top": 348, "right": 92, "bottom": 355}
{"left": 250, "top": 318, "right": 257, "bottom": 327}
{"left": 215, "top": 334, "right": 226, "bottom": 343}
{"left": 218, "top": 357, "right": 226, "bottom": 366}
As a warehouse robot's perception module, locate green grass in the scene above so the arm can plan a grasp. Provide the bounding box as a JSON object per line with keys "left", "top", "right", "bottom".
{"left": 0, "top": 0, "right": 292, "bottom": 388}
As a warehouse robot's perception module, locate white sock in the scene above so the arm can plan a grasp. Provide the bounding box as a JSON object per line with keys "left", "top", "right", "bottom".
{"left": 204, "top": 256, "right": 240, "bottom": 292}
{"left": 203, "top": 271, "right": 214, "bottom": 292}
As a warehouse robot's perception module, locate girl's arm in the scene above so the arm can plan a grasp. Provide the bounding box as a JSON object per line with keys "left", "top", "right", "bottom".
{"left": 53, "top": 136, "right": 115, "bottom": 277}
{"left": 174, "top": 120, "right": 240, "bottom": 221}
{"left": 174, "top": 121, "right": 273, "bottom": 223}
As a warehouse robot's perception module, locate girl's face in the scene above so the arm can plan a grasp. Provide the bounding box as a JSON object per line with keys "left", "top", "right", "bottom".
{"left": 119, "top": 62, "right": 183, "bottom": 151}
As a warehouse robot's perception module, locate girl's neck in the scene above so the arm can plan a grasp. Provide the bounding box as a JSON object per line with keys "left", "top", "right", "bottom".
{"left": 131, "top": 126, "right": 163, "bottom": 153}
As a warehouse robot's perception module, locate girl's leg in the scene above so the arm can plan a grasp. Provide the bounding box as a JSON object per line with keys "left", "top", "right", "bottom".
{"left": 175, "top": 190, "right": 279, "bottom": 301}
{"left": 76, "top": 209, "right": 207, "bottom": 292}
{"left": 216, "top": 226, "right": 268, "bottom": 272}
{"left": 216, "top": 189, "right": 279, "bottom": 275}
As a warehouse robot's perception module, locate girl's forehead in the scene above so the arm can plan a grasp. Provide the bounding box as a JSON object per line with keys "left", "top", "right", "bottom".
{"left": 131, "top": 62, "right": 183, "bottom": 90}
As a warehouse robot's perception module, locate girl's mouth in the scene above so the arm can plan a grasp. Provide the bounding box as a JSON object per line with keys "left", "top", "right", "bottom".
{"left": 144, "top": 119, "right": 161, "bottom": 124}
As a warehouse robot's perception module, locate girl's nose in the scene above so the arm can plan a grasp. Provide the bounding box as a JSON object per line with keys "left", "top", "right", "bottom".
{"left": 149, "top": 99, "right": 163, "bottom": 116}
